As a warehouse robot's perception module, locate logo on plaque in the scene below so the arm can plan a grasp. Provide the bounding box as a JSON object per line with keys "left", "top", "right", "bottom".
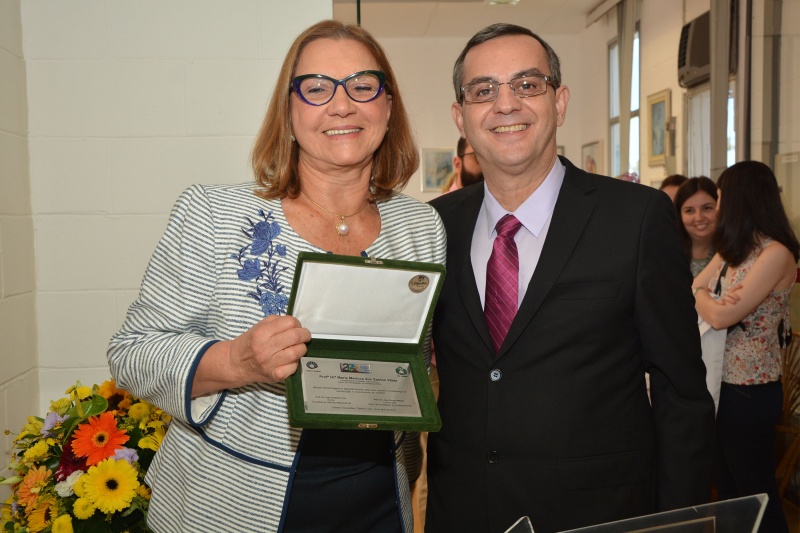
{"left": 408, "top": 275, "right": 430, "bottom": 293}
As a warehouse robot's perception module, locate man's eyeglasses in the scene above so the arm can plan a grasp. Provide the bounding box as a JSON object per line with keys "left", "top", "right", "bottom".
{"left": 461, "top": 74, "right": 552, "bottom": 104}
{"left": 460, "top": 152, "right": 476, "bottom": 159}
{"left": 291, "top": 70, "right": 386, "bottom": 106}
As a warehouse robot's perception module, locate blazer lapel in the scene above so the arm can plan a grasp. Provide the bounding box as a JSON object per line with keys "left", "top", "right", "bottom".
{"left": 497, "top": 165, "right": 597, "bottom": 357}
{"left": 444, "top": 186, "right": 495, "bottom": 354}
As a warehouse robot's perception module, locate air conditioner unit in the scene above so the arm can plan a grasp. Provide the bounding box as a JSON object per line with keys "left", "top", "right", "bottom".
{"left": 678, "top": 11, "right": 710, "bottom": 88}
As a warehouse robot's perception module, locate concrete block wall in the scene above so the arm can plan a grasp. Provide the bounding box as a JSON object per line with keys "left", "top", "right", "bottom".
{"left": 0, "top": 0, "right": 39, "bottom": 496}
{"left": 22, "top": 0, "right": 330, "bottom": 411}
{"left": 0, "top": 0, "right": 331, "bottom": 501}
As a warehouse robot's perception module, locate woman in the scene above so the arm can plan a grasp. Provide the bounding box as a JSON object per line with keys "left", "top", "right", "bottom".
{"left": 693, "top": 161, "right": 798, "bottom": 533}
{"left": 108, "top": 20, "right": 445, "bottom": 532}
{"left": 675, "top": 176, "right": 718, "bottom": 277}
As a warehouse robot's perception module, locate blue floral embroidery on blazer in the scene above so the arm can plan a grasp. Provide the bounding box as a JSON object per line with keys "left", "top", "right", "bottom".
{"left": 232, "top": 209, "right": 288, "bottom": 316}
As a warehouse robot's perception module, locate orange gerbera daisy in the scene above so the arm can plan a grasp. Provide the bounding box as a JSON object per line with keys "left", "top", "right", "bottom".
{"left": 17, "top": 465, "right": 51, "bottom": 509}
{"left": 71, "top": 412, "right": 129, "bottom": 466}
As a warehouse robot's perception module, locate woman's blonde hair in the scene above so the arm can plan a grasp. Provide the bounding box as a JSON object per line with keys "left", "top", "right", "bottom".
{"left": 251, "top": 20, "right": 418, "bottom": 201}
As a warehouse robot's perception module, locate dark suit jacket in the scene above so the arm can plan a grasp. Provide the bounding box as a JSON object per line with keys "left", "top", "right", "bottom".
{"left": 426, "top": 158, "right": 715, "bottom": 533}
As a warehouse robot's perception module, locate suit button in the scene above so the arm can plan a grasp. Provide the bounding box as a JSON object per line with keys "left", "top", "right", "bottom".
{"left": 490, "top": 369, "right": 502, "bottom": 381}
{"left": 487, "top": 451, "right": 499, "bottom": 463}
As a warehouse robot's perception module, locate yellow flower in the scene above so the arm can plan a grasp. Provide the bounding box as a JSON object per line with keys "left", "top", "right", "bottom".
{"left": 127, "top": 402, "right": 151, "bottom": 421}
{"left": 118, "top": 397, "right": 133, "bottom": 410}
{"left": 72, "top": 498, "right": 95, "bottom": 520}
{"left": 50, "top": 398, "right": 72, "bottom": 416}
{"left": 138, "top": 424, "right": 166, "bottom": 451}
{"left": 81, "top": 458, "right": 139, "bottom": 514}
{"left": 136, "top": 484, "right": 151, "bottom": 500}
{"left": 97, "top": 380, "right": 119, "bottom": 399}
{"left": 72, "top": 474, "right": 87, "bottom": 498}
{"left": 1, "top": 496, "right": 14, "bottom": 522}
{"left": 75, "top": 386, "right": 93, "bottom": 400}
{"left": 23, "top": 440, "right": 50, "bottom": 461}
{"left": 27, "top": 497, "right": 58, "bottom": 532}
{"left": 16, "top": 416, "right": 43, "bottom": 440}
{"left": 52, "top": 514, "right": 74, "bottom": 533}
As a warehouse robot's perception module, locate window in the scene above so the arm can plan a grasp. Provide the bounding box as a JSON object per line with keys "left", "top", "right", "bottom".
{"left": 609, "top": 41, "right": 620, "bottom": 177}
{"left": 629, "top": 31, "right": 640, "bottom": 176}
{"left": 609, "top": 29, "right": 640, "bottom": 178}
{"left": 686, "top": 79, "right": 735, "bottom": 178}
{"left": 687, "top": 88, "right": 710, "bottom": 178}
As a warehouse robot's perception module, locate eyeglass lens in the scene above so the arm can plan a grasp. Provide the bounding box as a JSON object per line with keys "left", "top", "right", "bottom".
{"left": 463, "top": 75, "right": 549, "bottom": 103}
{"left": 295, "top": 72, "right": 383, "bottom": 105}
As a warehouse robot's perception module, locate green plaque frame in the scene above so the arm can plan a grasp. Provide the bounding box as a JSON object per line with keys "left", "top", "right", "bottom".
{"left": 285, "top": 252, "right": 445, "bottom": 431}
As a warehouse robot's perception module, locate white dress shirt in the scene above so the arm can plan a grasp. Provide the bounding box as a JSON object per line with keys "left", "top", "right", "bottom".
{"left": 471, "top": 159, "right": 565, "bottom": 308}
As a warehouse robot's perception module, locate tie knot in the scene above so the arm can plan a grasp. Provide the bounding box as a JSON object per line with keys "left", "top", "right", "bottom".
{"left": 495, "top": 214, "right": 522, "bottom": 238}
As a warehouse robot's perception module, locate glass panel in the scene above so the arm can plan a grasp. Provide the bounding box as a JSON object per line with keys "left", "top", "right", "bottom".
{"left": 610, "top": 122, "right": 621, "bottom": 177}
{"left": 688, "top": 88, "right": 711, "bottom": 178}
{"left": 631, "top": 31, "right": 640, "bottom": 112}
{"left": 609, "top": 42, "right": 619, "bottom": 119}
{"left": 562, "top": 494, "right": 767, "bottom": 532}
{"left": 629, "top": 115, "right": 640, "bottom": 176}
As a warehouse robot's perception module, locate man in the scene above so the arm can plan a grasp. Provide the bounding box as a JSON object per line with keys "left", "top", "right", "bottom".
{"left": 426, "top": 24, "right": 714, "bottom": 533}
{"left": 659, "top": 173, "right": 689, "bottom": 202}
{"left": 442, "top": 137, "right": 484, "bottom": 192}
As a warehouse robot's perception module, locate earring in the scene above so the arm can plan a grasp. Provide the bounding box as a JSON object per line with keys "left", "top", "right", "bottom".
{"left": 290, "top": 134, "right": 296, "bottom": 142}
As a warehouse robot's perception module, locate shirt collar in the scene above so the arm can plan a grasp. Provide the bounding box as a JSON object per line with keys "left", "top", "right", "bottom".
{"left": 482, "top": 158, "right": 566, "bottom": 237}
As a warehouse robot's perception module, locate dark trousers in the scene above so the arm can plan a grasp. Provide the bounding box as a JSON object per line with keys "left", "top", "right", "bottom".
{"left": 716, "top": 381, "right": 789, "bottom": 533}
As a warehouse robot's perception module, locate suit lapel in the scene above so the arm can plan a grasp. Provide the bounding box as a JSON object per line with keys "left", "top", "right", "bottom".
{"left": 497, "top": 165, "right": 597, "bottom": 358}
{"left": 445, "top": 186, "right": 495, "bottom": 354}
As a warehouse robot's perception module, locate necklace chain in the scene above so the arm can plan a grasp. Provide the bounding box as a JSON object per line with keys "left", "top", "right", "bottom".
{"left": 301, "top": 191, "right": 370, "bottom": 237}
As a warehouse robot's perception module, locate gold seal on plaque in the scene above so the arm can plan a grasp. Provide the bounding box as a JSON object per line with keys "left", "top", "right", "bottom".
{"left": 408, "top": 275, "right": 430, "bottom": 293}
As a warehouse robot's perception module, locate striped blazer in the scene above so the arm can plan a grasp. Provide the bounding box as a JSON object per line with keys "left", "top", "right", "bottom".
{"left": 108, "top": 183, "right": 447, "bottom": 532}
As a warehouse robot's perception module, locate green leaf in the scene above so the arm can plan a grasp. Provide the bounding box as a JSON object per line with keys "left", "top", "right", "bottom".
{"left": 62, "top": 396, "right": 109, "bottom": 438}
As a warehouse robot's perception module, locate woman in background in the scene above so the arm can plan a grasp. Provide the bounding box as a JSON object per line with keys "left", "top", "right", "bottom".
{"left": 693, "top": 161, "right": 798, "bottom": 533}
{"left": 675, "top": 176, "right": 718, "bottom": 277}
{"left": 108, "top": 20, "right": 445, "bottom": 532}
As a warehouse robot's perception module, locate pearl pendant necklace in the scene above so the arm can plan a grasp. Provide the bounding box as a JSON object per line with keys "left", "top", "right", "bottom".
{"left": 302, "top": 191, "right": 370, "bottom": 237}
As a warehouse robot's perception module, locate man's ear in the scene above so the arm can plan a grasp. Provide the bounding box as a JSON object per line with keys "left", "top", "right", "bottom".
{"left": 451, "top": 102, "right": 465, "bottom": 137}
{"left": 453, "top": 154, "right": 463, "bottom": 174}
{"left": 555, "top": 85, "right": 569, "bottom": 127}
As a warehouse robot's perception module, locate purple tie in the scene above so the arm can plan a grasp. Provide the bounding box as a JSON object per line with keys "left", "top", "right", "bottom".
{"left": 485, "top": 214, "right": 523, "bottom": 354}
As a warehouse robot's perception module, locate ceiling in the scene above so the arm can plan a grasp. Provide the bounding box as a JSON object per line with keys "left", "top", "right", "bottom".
{"left": 331, "top": 0, "right": 609, "bottom": 38}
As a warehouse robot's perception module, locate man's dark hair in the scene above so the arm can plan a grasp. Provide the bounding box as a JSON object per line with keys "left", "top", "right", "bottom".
{"left": 452, "top": 23, "right": 562, "bottom": 102}
{"left": 456, "top": 137, "right": 468, "bottom": 158}
{"left": 659, "top": 174, "right": 688, "bottom": 190}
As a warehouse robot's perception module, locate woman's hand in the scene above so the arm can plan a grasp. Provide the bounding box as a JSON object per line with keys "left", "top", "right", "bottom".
{"left": 192, "top": 315, "right": 312, "bottom": 397}
{"left": 695, "top": 242, "right": 796, "bottom": 330}
{"left": 720, "top": 283, "right": 743, "bottom": 305}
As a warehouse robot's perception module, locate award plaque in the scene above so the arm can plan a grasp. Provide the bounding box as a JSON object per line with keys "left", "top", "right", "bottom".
{"left": 285, "top": 252, "right": 445, "bottom": 431}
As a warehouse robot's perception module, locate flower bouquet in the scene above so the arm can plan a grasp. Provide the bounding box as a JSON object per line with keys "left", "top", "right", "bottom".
{"left": 1, "top": 380, "right": 170, "bottom": 533}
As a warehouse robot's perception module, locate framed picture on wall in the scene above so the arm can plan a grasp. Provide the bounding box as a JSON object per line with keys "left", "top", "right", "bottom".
{"left": 581, "top": 140, "right": 603, "bottom": 174}
{"left": 421, "top": 148, "right": 455, "bottom": 192}
{"left": 647, "top": 89, "right": 671, "bottom": 166}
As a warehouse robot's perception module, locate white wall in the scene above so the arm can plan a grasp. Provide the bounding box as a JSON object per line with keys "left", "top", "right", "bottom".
{"left": 0, "top": 0, "right": 39, "bottom": 492}
{"left": 0, "top": 2, "right": 332, "bottom": 484}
